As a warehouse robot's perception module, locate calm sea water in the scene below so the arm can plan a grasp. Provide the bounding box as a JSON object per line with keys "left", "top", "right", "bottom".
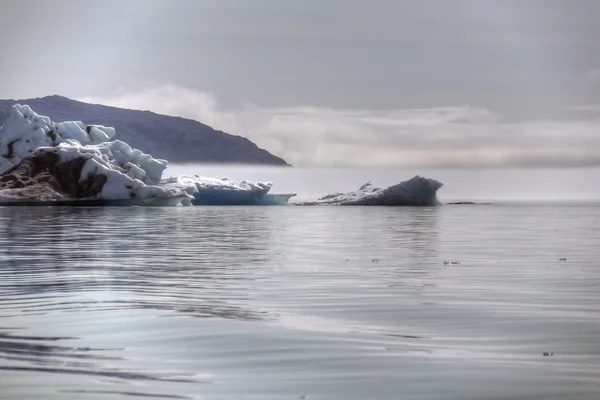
{"left": 1, "top": 199, "right": 600, "bottom": 399}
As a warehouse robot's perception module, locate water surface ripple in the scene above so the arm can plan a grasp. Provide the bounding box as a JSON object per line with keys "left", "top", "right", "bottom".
{"left": 1, "top": 205, "right": 599, "bottom": 399}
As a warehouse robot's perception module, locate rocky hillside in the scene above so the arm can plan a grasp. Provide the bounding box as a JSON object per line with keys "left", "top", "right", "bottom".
{"left": 0, "top": 95, "right": 289, "bottom": 166}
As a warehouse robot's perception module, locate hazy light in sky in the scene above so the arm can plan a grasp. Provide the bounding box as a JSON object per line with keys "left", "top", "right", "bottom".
{"left": 79, "top": 85, "right": 600, "bottom": 168}
{"left": 1, "top": 0, "right": 600, "bottom": 167}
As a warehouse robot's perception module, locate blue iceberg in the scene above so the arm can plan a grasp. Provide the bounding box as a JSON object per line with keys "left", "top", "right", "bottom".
{"left": 297, "top": 176, "right": 443, "bottom": 206}
{"left": 160, "top": 175, "right": 289, "bottom": 206}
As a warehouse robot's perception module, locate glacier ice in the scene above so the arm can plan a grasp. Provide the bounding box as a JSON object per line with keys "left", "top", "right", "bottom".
{"left": 297, "top": 177, "right": 443, "bottom": 206}
{"left": 0, "top": 105, "right": 167, "bottom": 185}
{"left": 160, "top": 175, "right": 284, "bottom": 206}
{"left": 0, "top": 104, "right": 189, "bottom": 205}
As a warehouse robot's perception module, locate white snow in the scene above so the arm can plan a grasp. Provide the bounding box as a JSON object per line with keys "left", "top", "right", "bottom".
{"left": 161, "top": 175, "right": 272, "bottom": 194}
{"left": 0, "top": 104, "right": 53, "bottom": 171}
{"left": 0, "top": 104, "right": 189, "bottom": 204}
{"left": 298, "top": 176, "right": 444, "bottom": 206}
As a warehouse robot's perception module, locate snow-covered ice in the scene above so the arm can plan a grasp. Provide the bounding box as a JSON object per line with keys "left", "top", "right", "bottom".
{"left": 0, "top": 105, "right": 166, "bottom": 185}
{"left": 297, "top": 176, "right": 443, "bottom": 206}
{"left": 0, "top": 104, "right": 188, "bottom": 205}
{"left": 160, "top": 175, "right": 274, "bottom": 206}
{"left": 0, "top": 104, "right": 116, "bottom": 168}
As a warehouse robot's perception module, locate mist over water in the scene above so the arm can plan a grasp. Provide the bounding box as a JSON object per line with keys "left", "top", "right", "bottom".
{"left": 164, "top": 164, "right": 600, "bottom": 203}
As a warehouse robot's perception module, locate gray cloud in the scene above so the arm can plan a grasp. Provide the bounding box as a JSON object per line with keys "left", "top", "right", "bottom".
{"left": 2, "top": 0, "right": 600, "bottom": 116}
{"left": 79, "top": 85, "right": 600, "bottom": 168}
{"left": 587, "top": 69, "right": 600, "bottom": 84}
{"left": 2, "top": 0, "right": 600, "bottom": 168}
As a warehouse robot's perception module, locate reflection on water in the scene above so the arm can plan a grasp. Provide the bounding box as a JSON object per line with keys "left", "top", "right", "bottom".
{"left": 1, "top": 205, "right": 600, "bottom": 399}
{"left": 1, "top": 207, "right": 271, "bottom": 322}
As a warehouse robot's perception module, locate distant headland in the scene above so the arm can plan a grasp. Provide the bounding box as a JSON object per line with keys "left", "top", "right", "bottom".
{"left": 0, "top": 95, "right": 289, "bottom": 166}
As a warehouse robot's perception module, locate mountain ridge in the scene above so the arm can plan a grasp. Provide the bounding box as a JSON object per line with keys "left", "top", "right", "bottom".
{"left": 0, "top": 95, "right": 289, "bottom": 166}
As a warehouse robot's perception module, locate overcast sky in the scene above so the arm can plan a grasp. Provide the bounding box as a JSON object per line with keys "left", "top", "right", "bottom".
{"left": 1, "top": 0, "right": 600, "bottom": 167}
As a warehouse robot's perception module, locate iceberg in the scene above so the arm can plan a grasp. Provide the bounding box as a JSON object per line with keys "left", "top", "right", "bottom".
{"left": 160, "top": 175, "right": 291, "bottom": 206}
{"left": 0, "top": 104, "right": 189, "bottom": 205}
{"left": 0, "top": 104, "right": 287, "bottom": 207}
{"left": 297, "top": 177, "right": 443, "bottom": 206}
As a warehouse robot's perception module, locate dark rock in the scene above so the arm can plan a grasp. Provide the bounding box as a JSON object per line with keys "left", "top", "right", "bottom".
{"left": 0, "top": 149, "right": 106, "bottom": 201}
{"left": 3, "top": 140, "right": 15, "bottom": 159}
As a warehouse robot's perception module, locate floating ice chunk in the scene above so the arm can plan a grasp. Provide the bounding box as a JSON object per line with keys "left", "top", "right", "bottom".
{"left": 0, "top": 105, "right": 169, "bottom": 184}
{"left": 0, "top": 104, "right": 189, "bottom": 205}
{"left": 298, "top": 176, "right": 443, "bottom": 206}
{"left": 160, "top": 175, "right": 273, "bottom": 205}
